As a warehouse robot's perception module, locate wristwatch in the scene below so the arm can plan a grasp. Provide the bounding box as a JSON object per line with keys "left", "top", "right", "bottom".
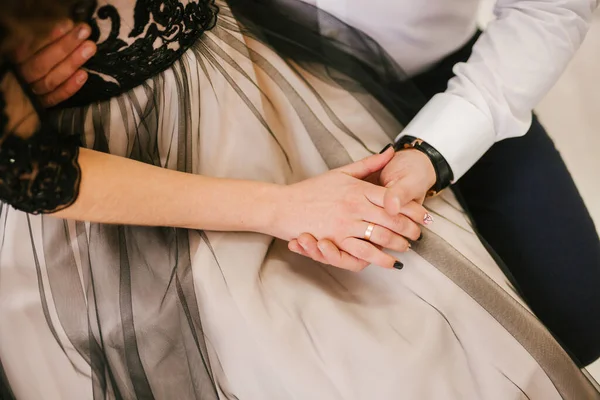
{"left": 393, "top": 135, "right": 454, "bottom": 197}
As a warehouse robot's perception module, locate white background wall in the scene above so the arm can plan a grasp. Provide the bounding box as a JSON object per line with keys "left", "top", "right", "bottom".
{"left": 477, "top": 2, "right": 600, "bottom": 380}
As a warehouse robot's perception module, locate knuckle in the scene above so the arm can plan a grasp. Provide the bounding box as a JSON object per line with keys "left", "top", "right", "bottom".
{"left": 354, "top": 244, "right": 371, "bottom": 260}
{"left": 32, "top": 58, "right": 53, "bottom": 78}
{"left": 407, "top": 225, "right": 421, "bottom": 241}
{"left": 20, "top": 63, "right": 46, "bottom": 83}
{"left": 378, "top": 229, "right": 393, "bottom": 247}
{"left": 392, "top": 215, "right": 407, "bottom": 231}
{"left": 41, "top": 74, "right": 59, "bottom": 93}
{"left": 58, "top": 37, "right": 77, "bottom": 58}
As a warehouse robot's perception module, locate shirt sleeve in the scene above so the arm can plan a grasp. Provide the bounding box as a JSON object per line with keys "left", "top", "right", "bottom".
{"left": 0, "top": 60, "right": 81, "bottom": 214}
{"left": 397, "top": 0, "right": 598, "bottom": 180}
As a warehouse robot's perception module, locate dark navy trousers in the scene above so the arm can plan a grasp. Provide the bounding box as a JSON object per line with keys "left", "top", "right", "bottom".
{"left": 412, "top": 33, "right": 600, "bottom": 367}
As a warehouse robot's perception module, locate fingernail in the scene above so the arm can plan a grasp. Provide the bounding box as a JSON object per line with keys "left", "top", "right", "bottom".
{"left": 393, "top": 261, "right": 404, "bottom": 270}
{"left": 317, "top": 242, "right": 325, "bottom": 252}
{"left": 77, "top": 25, "right": 91, "bottom": 40}
{"left": 423, "top": 213, "right": 434, "bottom": 225}
{"left": 379, "top": 143, "right": 393, "bottom": 154}
{"left": 417, "top": 233, "right": 423, "bottom": 241}
{"left": 75, "top": 71, "right": 87, "bottom": 84}
{"left": 81, "top": 43, "right": 95, "bottom": 59}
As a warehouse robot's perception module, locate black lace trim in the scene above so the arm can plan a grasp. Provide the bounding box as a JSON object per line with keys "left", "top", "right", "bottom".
{"left": 61, "top": 0, "right": 219, "bottom": 107}
{"left": 0, "top": 78, "right": 81, "bottom": 214}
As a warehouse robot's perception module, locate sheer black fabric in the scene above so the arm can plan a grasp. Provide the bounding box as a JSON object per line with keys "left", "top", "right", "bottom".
{"left": 0, "top": 63, "right": 80, "bottom": 214}
{"left": 2, "top": 0, "right": 600, "bottom": 399}
{"left": 227, "top": 0, "right": 427, "bottom": 124}
{"left": 2, "top": 1, "right": 430, "bottom": 399}
{"left": 0, "top": 358, "right": 15, "bottom": 400}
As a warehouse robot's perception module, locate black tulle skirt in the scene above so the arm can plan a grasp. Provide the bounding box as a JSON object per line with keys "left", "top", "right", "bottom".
{"left": 0, "top": 1, "right": 597, "bottom": 399}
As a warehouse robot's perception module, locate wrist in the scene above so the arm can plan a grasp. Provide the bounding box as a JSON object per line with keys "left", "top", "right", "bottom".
{"left": 406, "top": 149, "right": 436, "bottom": 189}
{"left": 243, "top": 181, "right": 282, "bottom": 236}
{"left": 394, "top": 136, "right": 454, "bottom": 196}
{"left": 182, "top": 177, "right": 281, "bottom": 235}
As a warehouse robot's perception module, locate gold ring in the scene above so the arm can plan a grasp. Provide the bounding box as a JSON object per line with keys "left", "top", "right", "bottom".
{"left": 363, "top": 222, "right": 376, "bottom": 242}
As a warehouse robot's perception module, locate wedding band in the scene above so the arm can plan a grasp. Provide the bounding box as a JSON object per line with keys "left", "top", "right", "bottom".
{"left": 363, "top": 223, "right": 376, "bottom": 242}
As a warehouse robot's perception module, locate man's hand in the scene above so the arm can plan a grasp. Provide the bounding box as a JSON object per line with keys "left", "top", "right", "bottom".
{"left": 13, "top": 20, "right": 96, "bottom": 108}
{"left": 379, "top": 149, "right": 437, "bottom": 215}
{"left": 287, "top": 148, "right": 438, "bottom": 272}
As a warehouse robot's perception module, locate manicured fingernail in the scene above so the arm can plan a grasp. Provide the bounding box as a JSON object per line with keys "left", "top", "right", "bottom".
{"left": 81, "top": 43, "right": 95, "bottom": 59}
{"left": 393, "top": 261, "right": 404, "bottom": 270}
{"left": 379, "top": 143, "right": 393, "bottom": 154}
{"left": 75, "top": 71, "right": 87, "bottom": 84}
{"left": 417, "top": 233, "right": 423, "bottom": 241}
{"left": 423, "top": 213, "right": 434, "bottom": 225}
{"left": 78, "top": 25, "right": 91, "bottom": 40}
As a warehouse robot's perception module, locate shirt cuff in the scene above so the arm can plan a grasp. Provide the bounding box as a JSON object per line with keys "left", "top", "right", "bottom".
{"left": 395, "top": 93, "right": 495, "bottom": 181}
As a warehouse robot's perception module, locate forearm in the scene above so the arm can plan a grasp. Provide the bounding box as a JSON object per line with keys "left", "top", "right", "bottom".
{"left": 53, "top": 148, "right": 279, "bottom": 233}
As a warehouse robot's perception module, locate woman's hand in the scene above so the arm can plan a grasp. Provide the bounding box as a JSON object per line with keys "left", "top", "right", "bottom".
{"left": 271, "top": 147, "right": 428, "bottom": 271}
{"left": 13, "top": 20, "right": 96, "bottom": 107}
{"left": 287, "top": 147, "right": 436, "bottom": 272}
{"left": 288, "top": 198, "right": 431, "bottom": 272}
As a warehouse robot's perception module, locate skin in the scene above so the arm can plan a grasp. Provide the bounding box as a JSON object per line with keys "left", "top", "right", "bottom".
{"left": 15, "top": 21, "right": 437, "bottom": 272}
{"left": 289, "top": 149, "right": 436, "bottom": 270}
{"left": 54, "top": 148, "right": 429, "bottom": 271}
{"left": 14, "top": 20, "right": 97, "bottom": 107}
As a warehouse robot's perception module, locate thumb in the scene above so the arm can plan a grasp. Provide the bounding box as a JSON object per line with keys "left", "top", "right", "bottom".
{"left": 339, "top": 146, "right": 395, "bottom": 179}
{"left": 383, "top": 178, "right": 416, "bottom": 215}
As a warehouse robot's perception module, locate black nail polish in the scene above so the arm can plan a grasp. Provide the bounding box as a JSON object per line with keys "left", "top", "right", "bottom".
{"left": 393, "top": 261, "right": 404, "bottom": 270}
{"left": 417, "top": 233, "right": 423, "bottom": 241}
{"left": 379, "top": 143, "right": 393, "bottom": 154}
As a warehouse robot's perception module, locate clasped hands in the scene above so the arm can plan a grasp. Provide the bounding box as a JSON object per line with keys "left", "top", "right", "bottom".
{"left": 14, "top": 21, "right": 438, "bottom": 272}
{"left": 279, "top": 146, "right": 437, "bottom": 272}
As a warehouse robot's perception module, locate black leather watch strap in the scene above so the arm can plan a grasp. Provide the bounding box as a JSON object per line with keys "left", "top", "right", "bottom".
{"left": 393, "top": 135, "right": 454, "bottom": 196}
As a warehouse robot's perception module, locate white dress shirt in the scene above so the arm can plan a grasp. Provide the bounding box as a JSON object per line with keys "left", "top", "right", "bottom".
{"left": 313, "top": 0, "right": 598, "bottom": 180}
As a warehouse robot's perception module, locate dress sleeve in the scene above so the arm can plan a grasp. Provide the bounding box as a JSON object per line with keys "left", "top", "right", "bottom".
{"left": 0, "top": 60, "right": 81, "bottom": 214}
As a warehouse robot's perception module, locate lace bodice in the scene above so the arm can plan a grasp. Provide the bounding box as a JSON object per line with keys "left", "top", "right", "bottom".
{"left": 0, "top": 0, "right": 218, "bottom": 213}
{"left": 64, "top": 0, "right": 218, "bottom": 106}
